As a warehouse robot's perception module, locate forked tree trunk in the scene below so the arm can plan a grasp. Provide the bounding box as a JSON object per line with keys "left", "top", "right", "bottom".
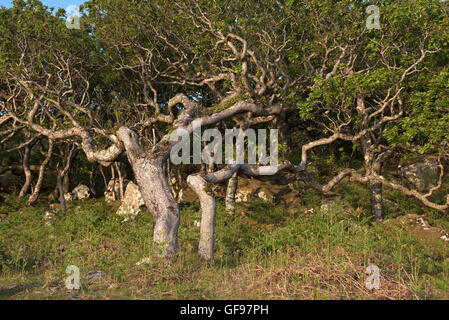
{"left": 225, "top": 171, "right": 238, "bottom": 214}
{"left": 117, "top": 127, "right": 179, "bottom": 258}
{"left": 187, "top": 174, "right": 216, "bottom": 261}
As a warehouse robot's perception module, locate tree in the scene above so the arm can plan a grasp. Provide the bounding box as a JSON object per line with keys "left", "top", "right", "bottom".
{"left": 1, "top": 0, "right": 296, "bottom": 258}
{"left": 288, "top": 0, "right": 449, "bottom": 219}
{"left": 1, "top": 0, "right": 448, "bottom": 261}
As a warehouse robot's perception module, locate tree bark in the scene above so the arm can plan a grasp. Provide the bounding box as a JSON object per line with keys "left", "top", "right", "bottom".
{"left": 29, "top": 139, "right": 54, "bottom": 205}
{"left": 99, "top": 165, "right": 108, "bottom": 192}
{"left": 357, "top": 96, "right": 386, "bottom": 220}
{"left": 60, "top": 144, "right": 78, "bottom": 194}
{"left": 117, "top": 127, "right": 179, "bottom": 258}
{"left": 19, "top": 144, "right": 33, "bottom": 197}
{"left": 131, "top": 156, "right": 180, "bottom": 258}
{"left": 62, "top": 173, "right": 70, "bottom": 194}
{"left": 225, "top": 171, "right": 238, "bottom": 214}
{"left": 89, "top": 164, "right": 97, "bottom": 196}
{"left": 56, "top": 166, "right": 66, "bottom": 213}
{"left": 114, "top": 162, "right": 124, "bottom": 200}
{"left": 369, "top": 181, "right": 383, "bottom": 221}
{"left": 187, "top": 174, "right": 216, "bottom": 261}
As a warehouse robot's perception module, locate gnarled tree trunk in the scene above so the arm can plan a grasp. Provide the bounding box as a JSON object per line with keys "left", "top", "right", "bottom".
{"left": 187, "top": 174, "right": 216, "bottom": 261}
{"left": 117, "top": 127, "right": 180, "bottom": 258}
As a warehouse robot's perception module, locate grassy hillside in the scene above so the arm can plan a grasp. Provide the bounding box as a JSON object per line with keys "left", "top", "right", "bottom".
{"left": 1, "top": 186, "right": 449, "bottom": 300}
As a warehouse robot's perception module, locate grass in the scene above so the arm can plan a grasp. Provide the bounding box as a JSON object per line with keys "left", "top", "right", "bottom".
{"left": 1, "top": 187, "right": 449, "bottom": 300}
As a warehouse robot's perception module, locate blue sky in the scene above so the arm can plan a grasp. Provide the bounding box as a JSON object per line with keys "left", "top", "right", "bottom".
{"left": 0, "top": 0, "right": 86, "bottom": 10}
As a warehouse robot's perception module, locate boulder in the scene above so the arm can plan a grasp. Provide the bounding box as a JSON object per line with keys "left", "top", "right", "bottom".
{"left": 116, "top": 182, "right": 145, "bottom": 217}
{"left": 64, "top": 184, "right": 91, "bottom": 201}
{"left": 400, "top": 160, "right": 440, "bottom": 190}
{"left": 0, "top": 283, "right": 41, "bottom": 296}
{"left": 84, "top": 270, "right": 107, "bottom": 281}
{"left": 255, "top": 190, "right": 276, "bottom": 203}
{"left": 104, "top": 179, "right": 129, "bottom": 203}
{"left": 234, "top": 178, "right": 294, "bottom": 205}
{"left": 235, "top": 188, "right": 253, "bottom": 203}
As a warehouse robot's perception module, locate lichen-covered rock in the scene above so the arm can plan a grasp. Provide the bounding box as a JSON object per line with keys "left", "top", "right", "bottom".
{"left": 64, "top": 193, "right": 73, "bottom": 202}
{"left": 234, "top": 179, "right": 279, "bottom": 204}
{"left": 235, "top": 188, "right": 253, "bottom": 203}
{"left": 44, "top": 210, "right": 56, "bottom": 226}
{"left": 104, "top": 179, "right": 129, "bottom": 203}
{"left": 116, "top": 182, "right": 145, "bottom": 216}
{"left": 400, "top": 160, "right": 440, "bottom": 190}
{"left": 71, "top": 184, "right": 90, "bottom": 200}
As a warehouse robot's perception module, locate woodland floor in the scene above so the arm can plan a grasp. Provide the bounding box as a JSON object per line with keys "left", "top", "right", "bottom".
{"left": 1, "top": 183, "right": 449, "bottom": 300}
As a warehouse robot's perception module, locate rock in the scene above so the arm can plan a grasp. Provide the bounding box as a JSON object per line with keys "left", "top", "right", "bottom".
{"left": 84, "top": 270, "right": 107, "bottom": 281}
{"left": 320, "top": 203, "right": 331, "bottom": 213}
{"left": 104, "top": 179, "right": 130, "bottom": 203}
{"left": 400, "top": 160, "right": 440, "bottom": 190}
{"left": 71, "top": 184, "right": 90, "bottom": 200}
{"left": 234, "top": 178, "right": 290, "bottom": 204}
{"left": 136, "top": 257, "right": 151, "bottom": 266}
{"left": 49, "top": 203, "right": 62, "bottom": 211}
{"left": 0, "top": 283, "right": 41, "bottom": 296}
{"left": 64, "top": 193, "right": 73, "bottom": 202}
{"left": 320, "top": 198, "right": 339, "bottom": 213}
{"left": 47, "top": 192, "right": 57, "bottom": 202}
{"left": 235, "top": 188, "right": 253, "bottom": 203}
{"left": 256, "top": 190, "right": 276, "bottom": 203}
{"left": 116, "top": 182, "right": 145, "bottom": 217}
{"left": 43, "top": 210, "right": 56, "bottom": 226}
{"left": 45, "top": 281, "right": 63, "bottom": 292}
{"left": 416, "top": 216, "right": 431, "bottom": 230}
